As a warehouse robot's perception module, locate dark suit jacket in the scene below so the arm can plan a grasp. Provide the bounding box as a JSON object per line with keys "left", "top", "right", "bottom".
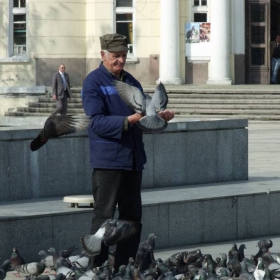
{"left": 52, "top": 71, "right": 72, "bottom": 99}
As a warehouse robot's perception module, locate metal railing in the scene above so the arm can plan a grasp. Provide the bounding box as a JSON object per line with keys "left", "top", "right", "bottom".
{"left": 13, "top": 45, "right": 27, "bottom": 56}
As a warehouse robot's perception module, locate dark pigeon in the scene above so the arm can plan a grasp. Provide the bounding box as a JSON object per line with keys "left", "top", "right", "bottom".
{"left": 30, "top": 114, "right": 90, "bottom": 151}
{"left": 59, "top": 246, "right": 78, "bottom": 259}
{"left": 81, "top": 219, "right": 140, "bottom": 256}
{"left": 0, "top": 260, "right": 12, "bottom": 280}
{"left": 258, "top": 239, "right": 273, "bottom": 252}
{"left": 228, "top": 244, "right": 238, "bottom": 260}
{"left": 135, "top": 233, "right": 156, "bottom": 271}
{"left": 238, "top": 244, "right": 247, "bottom": 262}
{"left": 10, "top": 247, "right": 25, "bottom": 276}
{"left": 112, "top": 80, "right": 169, "bottom": 133}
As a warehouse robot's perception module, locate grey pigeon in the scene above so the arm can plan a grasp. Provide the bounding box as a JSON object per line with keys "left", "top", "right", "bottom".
{"left": 261, "top": 253, "right": 280, "bottom": 278}
{"left": 0, "top": 260, "right": 12, "bottom": 280}
{"left": 239, "top": 260, "right": 254, "bottom": 280}
{"left": 59, "top": 246, "right": 78, "bottom": 259}
{"left": 81, "top": 219, "right": 140, "bottom": 256}
{"left": 112, "top": 80, "right": 169, "bottom": 133}
{"left": 14, "top": 262, "right": 45, "bottom": 279}
{"left": 30, "top": 114, "right": 90, "bottom": 151}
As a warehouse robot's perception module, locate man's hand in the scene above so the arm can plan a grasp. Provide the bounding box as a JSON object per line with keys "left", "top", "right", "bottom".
{"left": 52, "top": 94, "right": 57, "bottom": 100}
{"left": 127, "top": 113, "right": 143, "bottom": 124}
{"left": 158, "top": 110, "right": 175, "bottom": 122}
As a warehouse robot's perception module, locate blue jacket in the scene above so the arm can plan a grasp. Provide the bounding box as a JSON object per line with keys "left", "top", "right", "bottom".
{"left": 82, "top": 63, "right": 147, "bottom": 170}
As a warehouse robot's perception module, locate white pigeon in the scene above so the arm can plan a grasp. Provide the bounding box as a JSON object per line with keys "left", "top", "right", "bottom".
{"left": 72, "top": 255, "right": 90, "bottom": 270}
{"left": 112, "top": 80, "right": 169, "bottom": 133}
{"left": 14, "top": 262, "right": 45, "bottom": 279}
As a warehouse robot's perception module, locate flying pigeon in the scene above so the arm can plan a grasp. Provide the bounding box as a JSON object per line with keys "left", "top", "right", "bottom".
{"left": 80, "top": 218, "right": 140, "bottom": 256}
{"left": 14, "top": 262, "right": 45, "bottom": 279}
{"left": 112, "top": 80, "right": 169, "bottom": 133}
{"left": 30, "top": 114, "right": 90, "bottom": 151}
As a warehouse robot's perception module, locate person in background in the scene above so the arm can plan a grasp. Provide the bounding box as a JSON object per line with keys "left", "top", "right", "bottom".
{"left": 270, "top": 35, "right": 280, "bottom": 84}
{"left": 51, "top": 63, "right": 72, "bottom": 115}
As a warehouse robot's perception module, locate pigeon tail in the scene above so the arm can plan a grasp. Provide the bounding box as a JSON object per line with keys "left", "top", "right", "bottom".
{"left": 137, "top": 115, "right": 167, "bottom": 133}
{"left": 30, "top": 135, "right": 48, "bottom": 152}
{"left": 80, "top": 228, "right": 105, "bottom": 256}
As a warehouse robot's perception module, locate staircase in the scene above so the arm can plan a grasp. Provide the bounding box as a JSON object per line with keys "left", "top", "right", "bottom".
{"left": 4, "top": 86, "right": 280, "bottom": 120}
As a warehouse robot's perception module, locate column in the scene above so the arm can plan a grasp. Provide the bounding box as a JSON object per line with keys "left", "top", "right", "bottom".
{"left": 157, "top": 0, "right": 182, "bottom": 85}
{"left": 207, "top": 0, "right": 232, "bottom": 85}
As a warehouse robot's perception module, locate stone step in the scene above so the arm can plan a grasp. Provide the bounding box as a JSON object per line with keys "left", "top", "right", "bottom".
{"left": 166, "top": 93, "right": 280, "bottom": 99}
{"left": 0, "top": 173, "right": 279, "bottom": 263}
{"left": 167, "top": 104, "right": 280, "bottom": 109}
{"left": 39, "top": 97, "right": 82, "bottom": 103}
{"left": 175, "top": 114, "right": 280, "bottom": 121}
{"left": 16, "top": 107, "right": 84, "bottom": 114}
{"left": 28, "top": 102, "right": 83, "bottom": 108}
{"left": 169, "top": 108, "right": 280, "bottom": 115}
{"left": 168, "top": 98, "right": 280, "bottom": 103}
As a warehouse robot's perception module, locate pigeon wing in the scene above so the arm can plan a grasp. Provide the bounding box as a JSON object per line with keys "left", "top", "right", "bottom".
{"left": 151, "top": 82, "right": 168, "bottom": 111}
{"left": 103, "top": 220, "right": 139, "bottom": 246}
{"left": 30, "top": 115, "right": 90, "bottom": 151}
{"left": 112, "top": 80, "right": 146, "bottom": 114}
{"left": 44, "top": 115, "right": 90, "bottom": 138}
{"left": 80, "top": 227, "right": 105, "bottom": 256}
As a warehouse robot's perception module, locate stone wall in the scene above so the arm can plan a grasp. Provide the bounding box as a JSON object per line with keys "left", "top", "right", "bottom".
{"left": 0, "top": 119, "right": 248, "bottom": 202}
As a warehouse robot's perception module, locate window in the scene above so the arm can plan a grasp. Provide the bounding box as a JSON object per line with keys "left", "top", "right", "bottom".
{"left": 9, "top": 0, "right": 27, "bottom": 56}
{"left": 191, "top": 0, "right": 209, "bottom": 22}
{"left": 194, "top": 0, "right": 207, "bottom": 6}
{"left": 115, "top": 0, "right": 134, "bottom": 55}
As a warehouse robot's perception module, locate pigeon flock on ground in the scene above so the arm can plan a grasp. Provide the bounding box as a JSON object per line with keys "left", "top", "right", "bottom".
{"left": 1, "top": 229, "right": 280, "bottom": 280}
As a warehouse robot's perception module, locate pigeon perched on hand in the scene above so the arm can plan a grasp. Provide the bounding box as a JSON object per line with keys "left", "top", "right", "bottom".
{"left": 80, "top": 218, "right": 140, "bottom": 256}
{"left": 30, "top": 114, "right": 90, "bottom": 151}
{"left": 14, "top": 262, "right": 45, "bottom": 279}
{"left": 112, "top": 80, "right": 169, "bottom": 133}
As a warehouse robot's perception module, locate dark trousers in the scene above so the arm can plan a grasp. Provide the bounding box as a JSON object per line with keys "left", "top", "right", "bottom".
{"left": 52, "top": 90, "right": 69, "bottom": 115}
{"left": 90, "top": 167, "right": 142, "bottom": 271}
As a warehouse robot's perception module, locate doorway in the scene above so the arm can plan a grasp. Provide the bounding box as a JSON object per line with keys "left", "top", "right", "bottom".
{"left": 245, "top": 0, "right": 280, "bottom": 84}
{"left": 245, "top": 0, "right": 270, "bottom": 84}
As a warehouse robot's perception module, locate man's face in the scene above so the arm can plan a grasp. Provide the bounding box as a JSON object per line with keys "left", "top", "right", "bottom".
{"left": 101, "top": 51, "right": 127, "bottom": 76}
{"left": 59, "top": 65, "right": 65, "bottom": 73}
{"left": 276, "top": 36, "right": 280, "bottom": 44}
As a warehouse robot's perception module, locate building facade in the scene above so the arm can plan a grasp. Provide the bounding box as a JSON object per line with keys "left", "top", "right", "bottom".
{"left": 0, "top": 0, "right": 278, "bottom": 90}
